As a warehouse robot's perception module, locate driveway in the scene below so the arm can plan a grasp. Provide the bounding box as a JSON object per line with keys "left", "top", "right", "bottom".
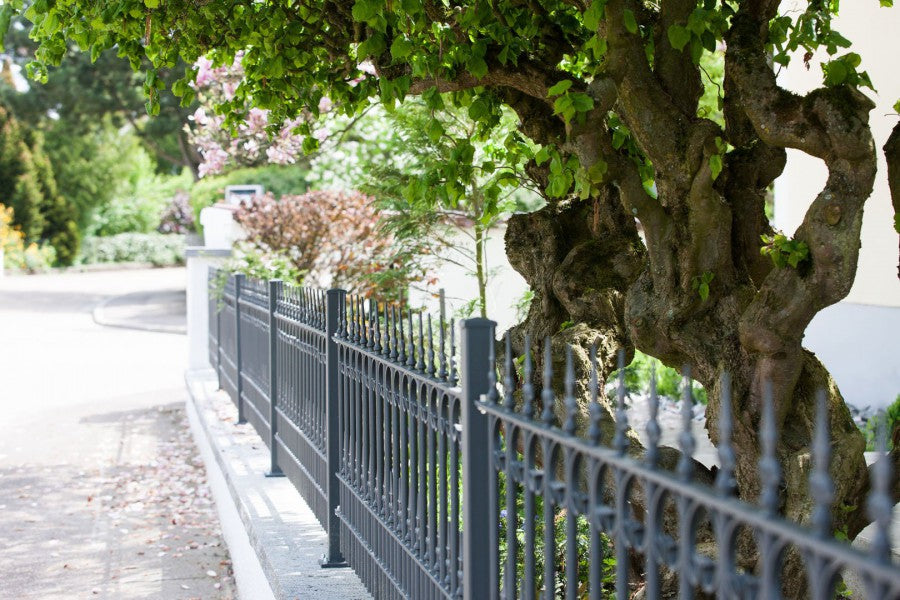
{"left": 0, "top": 268, "right": 235, "bottom": 599}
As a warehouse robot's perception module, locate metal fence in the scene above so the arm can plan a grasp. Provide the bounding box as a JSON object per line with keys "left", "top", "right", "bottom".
{"left": 208, "top": 270, "right": 900, "bottom": 599}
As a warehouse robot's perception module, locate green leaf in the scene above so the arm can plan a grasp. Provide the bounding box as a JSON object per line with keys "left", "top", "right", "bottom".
{"left": 0, "top": 5, "right": 14, "bottom": 52}
{"left": 144, "top": 0, "right": 160, "bottom": 7}
{"left": 583, "top": 0, "right": 605, "bottom": 31}
{"left": 587, "top": 159, "right": 607, "bottom": 183}
{"left": 698, "top": 282, "right": 709, "bottom": 301}
{"left": 467, "top": 55, "right": 488, "bottom": 79}
{"left": 468, "top": 97, "right": 489, "bottom": 121}
{"left": 623, "top": 9, "right": 638, "bottom": 34}
{"left": 823, "top": 59, "right": 848, "bottom": 86}
{"left": 880, "top": 0, "right": 893, "bottom": 6}
{"left": 570, "top": 92, "right": 594, "bottom": 112}
{"left": 547, "top": 79, "right": 573, "bottom": 97}
{"left": 390, "top": 37, "right": 412, "bottom": 60}
{"left": 894, "top": 99, "right": 900, "bottom": 114}
{"left": 667, "top": 24, "right": 691, "bottom": 51}
{"left": 426, "top": 119, "right": 444, "bottom": 143}
{"left": 352, "top": 0, "right": 378, "bottom": 22}
{"left": 709, "top": 153, "right": 723, "bottom": 181}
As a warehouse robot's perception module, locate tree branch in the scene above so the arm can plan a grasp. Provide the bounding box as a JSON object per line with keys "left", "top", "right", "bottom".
{"left": 885, "top": 121, "right": 900, "bottom": 279}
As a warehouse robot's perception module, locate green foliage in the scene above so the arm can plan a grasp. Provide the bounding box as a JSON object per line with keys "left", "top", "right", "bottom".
{"left": 0, "top": 203, "right": 55, "bottom": 272}
{"left": 188, "top": 164, "right": 309, "bottom": 227}
{"left": 822, "top": 53, "right": 874, "bottom": 90}
{"left": 88, "top": 163, "right": 191, "bottom": 237}
{"left": 862, "top": 395, "right": 900, "bottom": 452}
{"left": 0, "top": 16, "right": 199, "bottom": 175}
{"left": 610, "top": 350, "right": 709, "bottom": 405}
{"left": 222, "top": 241, "right": 305, "bottom": 285}
{"left": 40, "top": 120, "right": 144, "bottom": 232}
{"left": 760, "top": 232, "right": 811, "bottom": 269}
{"left": 78, "top": 232, "right": 185, "bottom": 266}
{"left": 359, "top": 101, "right": 540, "bottom": 313}
{"left": 497, "top": 468, "right": 616, "bottom": 598}
{"left": 0, "top": 105, "right": 79, "bottom": 264}
{"left": 692, "top": 271, "right": 715, "bottom": 302}
{"left": 514, "top": 289, "right": 535, "bottom": 322}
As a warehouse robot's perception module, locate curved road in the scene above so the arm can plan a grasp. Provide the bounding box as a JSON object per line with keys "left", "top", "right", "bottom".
{"left": 0, "top": 268, "right": 235, "bottom": 599}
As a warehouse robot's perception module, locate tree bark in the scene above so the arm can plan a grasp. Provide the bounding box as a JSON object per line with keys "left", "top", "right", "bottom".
{"left": 885, "top": 122, "right": 900, "bottom": 279}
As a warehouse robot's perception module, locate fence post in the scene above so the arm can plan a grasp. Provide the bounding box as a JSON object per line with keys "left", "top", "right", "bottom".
{"left": 234, "top": 273, "right": 246, "bottom": 424}
{"left": 266, "top": 279, "right": 285, "bottom": 478}
{"left": 460, "top": 318, "right": 495, "bottom": 600}
{"left": 321, "top": 288, "right": 348, "bottom": 568}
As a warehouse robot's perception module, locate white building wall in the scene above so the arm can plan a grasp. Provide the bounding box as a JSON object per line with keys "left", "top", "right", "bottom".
{"left": 774, "top": 2, "right": 900, "bottom": 407}
{"left": 408, "top": 223, "right": 529, "bottom": 335}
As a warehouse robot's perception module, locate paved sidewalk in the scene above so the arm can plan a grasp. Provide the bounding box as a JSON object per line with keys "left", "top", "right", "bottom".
{"left": 0, "top": 268, "right": 235, "bottom": 599}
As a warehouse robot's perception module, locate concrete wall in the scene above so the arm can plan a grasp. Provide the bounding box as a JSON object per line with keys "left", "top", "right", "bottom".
{"left": 774, "top": 2, "right": 900, "bottom": 407}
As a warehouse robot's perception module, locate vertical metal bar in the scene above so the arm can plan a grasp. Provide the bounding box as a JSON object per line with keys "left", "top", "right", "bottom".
{"left": 321, "top": 288, "right": 348, "bottom": 568}
{"left": 234, "top": 274, "right": 246, "bottom": 424}
{"left": 460, "top": 318, "right": 495, "bottom": 600}
{"left": 266, "top": 279, "right": 284, "bottom": 478}
{"left": 216, "top": 291, "right": 222, "bottom": 389}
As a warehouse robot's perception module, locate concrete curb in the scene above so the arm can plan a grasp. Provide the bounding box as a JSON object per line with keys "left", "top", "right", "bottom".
{"left": 184, "top": 369, "right": 371, "bottom": 600}
{"left": 92, "top": 292, "right": 187, "bottom": 335}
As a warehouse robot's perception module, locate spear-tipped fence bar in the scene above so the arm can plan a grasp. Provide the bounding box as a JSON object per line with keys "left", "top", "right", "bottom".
{"left": 208, "top": 269, "right": 900, "bottom": 600}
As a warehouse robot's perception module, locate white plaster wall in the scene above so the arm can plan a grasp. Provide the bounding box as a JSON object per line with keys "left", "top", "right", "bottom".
{"left": 773, "top": 2, "right": 900, "bottom": 407}
{"left": 774, "top": 2, "right": 900, "bottom": 308}
{"left": 407, "top": 223, "right": 529, "bottom": 334}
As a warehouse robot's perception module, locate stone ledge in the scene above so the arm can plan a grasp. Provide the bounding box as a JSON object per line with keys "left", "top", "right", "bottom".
{"left": 184, "top": 369, "right": 371, "bottom": 600}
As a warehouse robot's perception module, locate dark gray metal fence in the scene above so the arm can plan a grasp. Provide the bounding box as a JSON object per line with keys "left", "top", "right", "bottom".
{"left": 209, "top": 270, "right": 900, "bottom": 600}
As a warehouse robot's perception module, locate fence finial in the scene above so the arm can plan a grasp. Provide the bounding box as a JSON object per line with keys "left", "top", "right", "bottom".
{"left": 368, "top": 299, "right": 377, "bottom": 350}
{"left": 438, "top": 290, "right": 447, "bottom": 381}
{"left": 390, "top": 306, "right": 399, "bottom": 360}
{"left": 503, "top": 332, "right": 515, "bottom": 409}
{"left": 449, "top": 318, "right": 458, "bottom": 386}
{"left": 678, "top": 366, "right": 696, "bottom": 482}
{"left": 715, "top": 371, "right": 736, "bottom": 497}
{"left": 868, "top": 410, "right": 894, "bottom": 564}
{"left": 563, "top": 345, "right": 577, "bottom": 435}
{"left": 427, "top": 314, "right": 436, "bottom": 376}
{"left": 541, "top": 337, "right": 555, "bottom": 425}
{"left": 646, "top": 361, "right": 660, "bottom": 468}
{"left": 486, "top": 325, "right": 499, "bottom": 404}
{"left": 396, "top": 306, "right": 405, "bottom": 362}
{"left": 811, "top": 389, "right": 834, "bottom": 539}
{"left": 613, "top": 349, "right": 629, "bottom": 456}
{"left": 522, "top": 335, "right": 535, "bottom": 419}
{"left": 416, "top": 312, "right": 426, "bottom": 372}
{"left": 382, "top": 303, "right": 390, "bottom": 357}
{"left": 374, "top": 300, "right": 383, "bottom": 353}
{"left": 407, "top": 309, "right": 416, "bottom": 368}
{"left": 759, "top": 380, "right": 781, "bottom": 516}
{"left": 588, "top": 343, "right": 602, "bottom": 445}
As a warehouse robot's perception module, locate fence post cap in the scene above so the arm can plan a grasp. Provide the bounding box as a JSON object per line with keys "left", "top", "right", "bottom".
{"left": 326, "top": 288, "right": 347, "bottom": 298}
{"left": 460, "top": 317, "right": 496, "bottom": 330}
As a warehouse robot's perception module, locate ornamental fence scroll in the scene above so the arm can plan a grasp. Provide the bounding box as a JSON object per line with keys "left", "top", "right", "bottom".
{"left": 207, "top": 268, "right": 900, "bottom": 600}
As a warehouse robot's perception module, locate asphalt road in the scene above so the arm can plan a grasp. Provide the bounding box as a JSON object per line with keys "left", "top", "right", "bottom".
{"left": 0, "top": 268, "right": 235, "bottom": 600}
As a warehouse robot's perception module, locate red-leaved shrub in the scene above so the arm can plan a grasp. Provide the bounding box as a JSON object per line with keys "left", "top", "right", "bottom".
{"left": 235, "top": 190, "right": 403, "bottom": 295}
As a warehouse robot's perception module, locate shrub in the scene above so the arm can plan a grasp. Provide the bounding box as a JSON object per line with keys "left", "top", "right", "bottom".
{"left": 158, "top": 192, "right": 196, "bottom": 234}
{"left": 235, "top": 190, "right": 412, "bottom": 297}
{"left": 2, "top": 205, "right": 57, "bottom": 272}
{"left": 79, "top": 233, "right": 185, "bottom": 266}
{"left": 863, "top": 395, "right": 900, "bottom": 451}
{"left": 188, "top": 164, "right": 310, "bottom": 226}
{"left": 609, "top": 350, "right": 709, "bottom": 405}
